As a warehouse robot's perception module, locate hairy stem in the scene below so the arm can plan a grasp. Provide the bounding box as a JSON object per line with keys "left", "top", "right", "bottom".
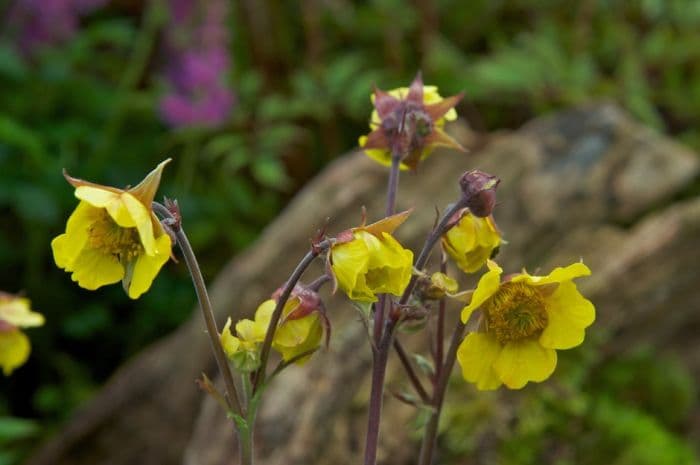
{"left": 364, "top": 321, "right": 395, "bottom": 465}
{"left": 385, "top": 151, "right": 401, "bottom": 217}
{"left": 374, "top": 151, "right": 402, "bottom": 344}
{"left": 365, "top": 144, "right": 405, "bottom": 464}
{"left": 253, "top": 242, "right": 328, "bottom": 392}
{"left": 417, "top": 318, "right": 467, "bottom": 465}
{"left": 238, "top": 421, "right": 254, "bottom": 465}
{"left": 434, "top": 253, "right": 448, "bottom": 382}
{"left": 152, "top": 202, "right": 243, "bottom": 416}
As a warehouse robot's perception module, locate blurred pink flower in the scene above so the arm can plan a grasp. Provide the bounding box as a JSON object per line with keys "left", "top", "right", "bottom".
{"left": 5, "top": 0, "right": 107, "bottom": 54}
{"left": 159, "top": 0, "right": 235, "bottom": 129}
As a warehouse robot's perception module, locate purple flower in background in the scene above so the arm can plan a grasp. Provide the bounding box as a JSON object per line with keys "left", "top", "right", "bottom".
{"left": 159, "top": 0, "right": 235, "bottom": 129}
{"left": 5, "top": 0, "right": 107, "bottom": 55}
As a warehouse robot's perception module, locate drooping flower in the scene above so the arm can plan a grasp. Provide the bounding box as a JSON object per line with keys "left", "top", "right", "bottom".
{"left": 159, "top": 0, "right": 235, "bottom": 128}
{"left": 0, "top": 292, "right": 45, "bottom": 375}
{"left": 442, "top": 209, "right": 501, "bottom": 274}
{"left": 330, "top": 211, "right": 414, "bottom": 303}
{"left": 457, "top": 260, "right": 595, "bottom": 390}
{"left": 51, "top": 160, "right": 172, "bottom": 299}
{"left": 221, "top": 289, "right": 324, "bottom": 371}
{"left": 359, "top": 73, "right": 464, "bottom": 170}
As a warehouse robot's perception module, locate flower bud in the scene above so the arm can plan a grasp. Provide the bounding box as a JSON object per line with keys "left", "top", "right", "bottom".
{"left": 418, "top": 272, "right": 459, "bottom": 300}
{"left": 272, "top": 284, "right": 321, "bottom": 321}
{"left": 459, "top": 170, "right": 500, "bottom": 218}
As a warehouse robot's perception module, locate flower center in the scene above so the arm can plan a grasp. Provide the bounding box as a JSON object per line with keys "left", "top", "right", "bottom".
{"left": 87, "top": 210, "right": 143, "bottom": 261}
{"left": 483, "top": 282, "right": 548, "bottom": 344}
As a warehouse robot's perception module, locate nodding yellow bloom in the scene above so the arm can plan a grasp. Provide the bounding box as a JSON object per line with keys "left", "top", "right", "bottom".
{"left": 457, "top": 261, "right": 595, "bottom": 390}
{"left": 330, "top": 212, "right": 414, "bottom": 303}
{"left": 442, "top": 211, "right": 501, "bottom": 274}
{"left": 359, "top": 73, "right": 463, "bottom": 170}
{"left": 270, "top": 297, "right": 323, "bottom": 364}
{"left": 0, "top": 292, "right": 44, "bottom": 375}
{"left": 51, "top": 160, "right": 172, "bottom": 299}
{"left": 220, "top": 297, "right": 323, "bottom": 371}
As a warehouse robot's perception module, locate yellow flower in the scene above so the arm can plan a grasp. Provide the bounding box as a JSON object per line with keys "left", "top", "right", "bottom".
{"left": 359, "top": 73, "right": 463, "bottom": 170}
{"left": 330, "top": 212, "right": 414, "bottom": 303}
{"left": 51, "top": 160, "right": 172, "bottom": 299}
{"left": 442, "top": 211, "right": 501, "bottom": 274}
{"left": 457, "top": 261, "right": 595, "bottom": 390}
{"left": 220, "top": 297, "right": 323, "bottom": 371}
{"left": 271, "top": 298, "right": 323, "bottom": 364}
{"left": 0, "top": 292, "right": 45, "bottom": 375}
{"left": 220, "top": 307, "right": 269, "bottom": 372}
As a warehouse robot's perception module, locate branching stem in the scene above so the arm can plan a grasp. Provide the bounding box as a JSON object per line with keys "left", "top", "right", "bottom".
{"left": 253, "top": 241, "right": 328, "bottom": 392}
{"left": 417, "top": 318, "right": 467, "bottom": 465}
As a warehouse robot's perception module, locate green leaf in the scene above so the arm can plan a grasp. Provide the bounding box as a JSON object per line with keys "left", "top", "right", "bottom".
{"left": 0, "top": 115, "right": 47, "bottom": 166}
{"left": 251, "top": 158, "right": 291, "bottom": 190}
{"left": 0, "top": 417, "right": 40, "bottom": 444}
{"left": 0, "top": 43, "right": 27, "bottom": 80}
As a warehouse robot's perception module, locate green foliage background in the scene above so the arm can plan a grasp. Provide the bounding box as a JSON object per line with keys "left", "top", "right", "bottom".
{"left": 1, "top": 0, "right": 698, "bottom": 463}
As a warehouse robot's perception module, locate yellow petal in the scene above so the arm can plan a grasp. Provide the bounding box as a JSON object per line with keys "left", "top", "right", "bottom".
{"left": 493, "top": 339, "right": 557, "bottom": 389}
{"left": 273, "top": 314, "right": 323, "bottom": 363}
{"left": 457, "top": 332, "right": 502, "bottom": 390}
{"left": 461, "top": 260, "right": 502, "bottom": 322}
{"left": 127, "top": 233, "right": 171, "bottom": 299}
{"left": 331, "top": 238, "right": 373, "bottom": 301}
{"left": 237, "top": 299, "right": 274, "bottom": 342}
{"left": 220, "top": 317, "right": 241, "bottom": 358}
{"left": 254, "top": 299, "right": 276, "bottom": 325}
{"left": 0, "top": 298, "right": 44, "bottom": 328}
{"left": 443, "top": 213, "right": 500, "bottom": 274}
{"left": 539, "top": 281, "right": 595, "bottom": 349}
{"left": 513, "top": 262, "right": 591, "bottom": 286}
{"left": 430, "top": 272, "right": 459, "bottom": 294}
{"left": 121, "top": 193, "right": 156, "bottom": 256}
{"left": 0, "top": 329, "right": 30, "bottom": 375}
{"left": 70, "top": 248, "right": 124, "bottom": 290}
{"left": 366, "top": 233, "right": 413, "bottom": 296}
{"left": 74, "top": 186, "right": 136, "bottom": 228}
{"left": 51, "top": 202, "right": 101, "bottom": 270}
{"left": 235, "top": 319, "right": 260, "bottom": 342}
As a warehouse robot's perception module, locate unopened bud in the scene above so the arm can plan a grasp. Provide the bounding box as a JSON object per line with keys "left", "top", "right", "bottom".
{"left": 272, "top": 283, "right": 321, "bottom": 321}
{"left": 459, "top": 169, "right": 499, "bottom": 217}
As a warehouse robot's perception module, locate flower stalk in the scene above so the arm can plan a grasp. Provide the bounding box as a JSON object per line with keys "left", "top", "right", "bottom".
{"left": 252, "top": 241, "right": 328, "bottom": 392}
{"left": 364, "top": 120, "right": 466, "bottom": 464}
{"left": 417, "top": 317, "right": 467, "bottom": 465}
{"left": 152, "top": 201, "right": 242, "bottom": 415}
{"left": 362, "top": 199, "right": 464, "bottom": 465}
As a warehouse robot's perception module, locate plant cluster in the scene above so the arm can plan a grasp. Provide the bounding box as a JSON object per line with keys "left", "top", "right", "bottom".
{"left": 29, "top": 74, "right": 596, "bottom": 464}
